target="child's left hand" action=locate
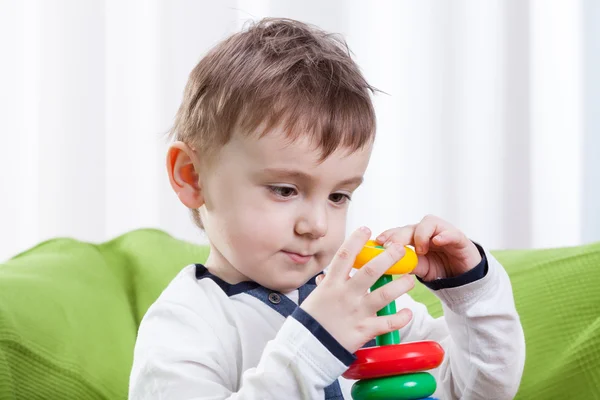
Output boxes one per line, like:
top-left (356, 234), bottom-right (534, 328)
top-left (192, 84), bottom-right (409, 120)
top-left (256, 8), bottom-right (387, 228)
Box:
top-left (375, 215), bottom-right (482, 282)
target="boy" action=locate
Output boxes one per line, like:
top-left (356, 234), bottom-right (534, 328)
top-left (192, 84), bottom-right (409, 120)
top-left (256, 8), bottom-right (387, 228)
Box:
top-left (129, 18), bottom-right (525, 399)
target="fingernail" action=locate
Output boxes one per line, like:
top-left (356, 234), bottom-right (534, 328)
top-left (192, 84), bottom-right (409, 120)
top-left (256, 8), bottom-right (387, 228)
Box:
top-left (360, 226), bottom-right (371, 234)
top-left (384, 241), bottom-right (392, 248)
top-left (376, 235), bottom-right (385, 242)
top-left (393, 243), bottom-right (405, 252)
top-left (416, 246), bottom-right (423, 254)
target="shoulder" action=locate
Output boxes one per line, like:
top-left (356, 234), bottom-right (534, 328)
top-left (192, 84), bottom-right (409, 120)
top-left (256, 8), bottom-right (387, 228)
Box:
top-left (135, 265), bottom-right (233, 346)
top-left (129, 266), bottom-right (240, 396)
top-left (152, 264), bottom-right (226, 307)
top-left (154, 264), bottom-right (236, 314)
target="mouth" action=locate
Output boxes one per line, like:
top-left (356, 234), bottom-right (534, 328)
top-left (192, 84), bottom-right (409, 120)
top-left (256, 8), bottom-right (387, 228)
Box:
top-left (282, 250), bottom-right (314, 264)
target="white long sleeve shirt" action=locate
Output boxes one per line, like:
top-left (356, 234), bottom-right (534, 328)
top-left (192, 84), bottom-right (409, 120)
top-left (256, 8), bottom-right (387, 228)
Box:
top-left (129, 245), bottom-right (525, 399)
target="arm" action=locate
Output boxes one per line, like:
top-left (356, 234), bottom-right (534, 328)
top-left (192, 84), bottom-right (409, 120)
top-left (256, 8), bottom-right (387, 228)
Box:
top-left (128, 301), bottom-right (350, 399)
top-left (397, 247), bottom-right (526, 399)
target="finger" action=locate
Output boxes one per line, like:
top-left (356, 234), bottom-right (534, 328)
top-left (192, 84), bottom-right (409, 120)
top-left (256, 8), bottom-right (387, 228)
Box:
top-left (410, 253), bottom-right (433, 279)
top-left (350, 242), bottom-right (406, 293)
top-left (364, 274), bottom-right (415, 314)
top-left (315, 273), bottom-right (325, 286)
top-left (370, 308), bottom-right (413, 338)
top-left (327, 226), bottom-right (371, 280)
top-left (375, 225), bottom-right (415, 247)
top-left (432, 229), bottom-right (465, 248)
top-left (414, 215), bottom-right (445, 255)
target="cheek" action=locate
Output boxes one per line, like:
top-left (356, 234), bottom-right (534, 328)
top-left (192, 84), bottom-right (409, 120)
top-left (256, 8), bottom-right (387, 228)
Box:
top-left (222, 199), bottom-right (290, 254)
top-left (321, 211), bottom-right (348, 261)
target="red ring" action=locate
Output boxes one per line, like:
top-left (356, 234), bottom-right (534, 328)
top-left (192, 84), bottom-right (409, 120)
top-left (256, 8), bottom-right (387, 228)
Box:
top-left (342, 341), bottom-right (445, 380)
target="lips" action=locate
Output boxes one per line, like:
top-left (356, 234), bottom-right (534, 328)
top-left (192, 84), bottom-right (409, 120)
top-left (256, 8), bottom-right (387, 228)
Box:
top-left (282, 250), bottom-right (313, 264)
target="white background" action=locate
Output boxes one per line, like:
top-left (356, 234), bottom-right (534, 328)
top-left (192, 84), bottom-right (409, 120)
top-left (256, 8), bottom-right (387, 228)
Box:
top-left (1, 0), bottom-right (599, 262)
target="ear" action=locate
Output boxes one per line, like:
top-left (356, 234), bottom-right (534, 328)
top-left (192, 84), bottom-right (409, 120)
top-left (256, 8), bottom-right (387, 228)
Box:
top-left (166, 141), bottom-right (204, 209)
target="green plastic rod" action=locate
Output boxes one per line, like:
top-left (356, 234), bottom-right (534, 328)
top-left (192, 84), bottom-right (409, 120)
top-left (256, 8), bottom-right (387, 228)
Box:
top-left (370, 274), bottom-right (400, 346)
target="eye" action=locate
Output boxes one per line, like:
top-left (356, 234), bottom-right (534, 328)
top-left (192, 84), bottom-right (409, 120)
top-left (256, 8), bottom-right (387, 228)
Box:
top-left (268, 186), bottom-right (298, 198)
top-left (329, 192), bottom-right (351, 205)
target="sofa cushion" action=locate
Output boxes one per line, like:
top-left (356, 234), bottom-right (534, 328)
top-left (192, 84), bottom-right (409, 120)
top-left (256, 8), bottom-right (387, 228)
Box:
top-left (0, 229), bottom-right (208, 399)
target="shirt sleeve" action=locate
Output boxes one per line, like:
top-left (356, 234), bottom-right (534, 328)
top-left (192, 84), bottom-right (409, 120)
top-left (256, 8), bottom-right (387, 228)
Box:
top-left (128, 299), bottom-right (350, 399)
top-left (396, 247), bottom-right (526, 399)
top-left (417, 242), bottom-right (488, 290)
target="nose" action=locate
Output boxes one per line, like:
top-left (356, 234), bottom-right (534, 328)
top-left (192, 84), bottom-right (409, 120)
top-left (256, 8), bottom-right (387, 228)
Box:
top-left (295, 201), bottom-right (328, 239)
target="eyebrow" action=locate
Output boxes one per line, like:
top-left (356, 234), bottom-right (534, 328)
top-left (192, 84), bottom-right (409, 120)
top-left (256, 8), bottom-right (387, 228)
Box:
top-left (261, 168), bottom-right (364, 187)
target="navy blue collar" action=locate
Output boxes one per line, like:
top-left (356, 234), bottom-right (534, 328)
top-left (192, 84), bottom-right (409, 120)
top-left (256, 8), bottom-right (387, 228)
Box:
top-left (194, 264), bottom-right (318, 298)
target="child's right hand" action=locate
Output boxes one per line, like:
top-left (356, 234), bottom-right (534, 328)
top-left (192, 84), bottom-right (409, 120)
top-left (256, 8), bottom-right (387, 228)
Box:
top-left (300, 226), bottom-right (415, 354)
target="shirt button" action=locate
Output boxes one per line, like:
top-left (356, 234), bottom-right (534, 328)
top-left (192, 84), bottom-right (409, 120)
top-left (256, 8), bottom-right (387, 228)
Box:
top-left (268, 292), bottom-right (281, 304)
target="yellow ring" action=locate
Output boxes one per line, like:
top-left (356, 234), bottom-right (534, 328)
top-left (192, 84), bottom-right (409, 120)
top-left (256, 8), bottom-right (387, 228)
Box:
top-left (352, 240), bottom-right (418, 275)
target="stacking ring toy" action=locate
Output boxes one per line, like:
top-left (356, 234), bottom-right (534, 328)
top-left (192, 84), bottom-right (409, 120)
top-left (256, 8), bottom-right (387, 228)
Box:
top-left (347, 239), bottom-right (444, 400)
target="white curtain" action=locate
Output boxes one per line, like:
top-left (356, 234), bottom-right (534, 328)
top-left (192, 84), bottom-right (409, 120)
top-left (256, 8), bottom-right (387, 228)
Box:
top-left (1, 0), bottom-right (598, 262)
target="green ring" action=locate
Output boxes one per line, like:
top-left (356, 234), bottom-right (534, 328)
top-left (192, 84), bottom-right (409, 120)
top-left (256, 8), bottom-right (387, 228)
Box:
top-left (351, 372), bottom-right (437, 400)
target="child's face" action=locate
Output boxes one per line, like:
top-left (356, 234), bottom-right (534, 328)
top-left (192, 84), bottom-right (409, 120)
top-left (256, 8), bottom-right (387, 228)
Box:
top-left (199, 127), bottom-right (373, 292)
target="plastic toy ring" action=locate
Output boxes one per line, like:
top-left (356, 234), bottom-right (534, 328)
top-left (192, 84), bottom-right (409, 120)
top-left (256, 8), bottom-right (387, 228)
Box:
top-left (350, 372), bottom-right (437, 400)
top-left (353, 240), bottom-right (418, 275)
top-left (343, 341), bottom-right (444, 380)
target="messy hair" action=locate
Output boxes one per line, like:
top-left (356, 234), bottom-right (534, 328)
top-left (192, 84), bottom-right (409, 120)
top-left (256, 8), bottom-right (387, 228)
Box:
top-left (170, 17), bottom-right (378, 227)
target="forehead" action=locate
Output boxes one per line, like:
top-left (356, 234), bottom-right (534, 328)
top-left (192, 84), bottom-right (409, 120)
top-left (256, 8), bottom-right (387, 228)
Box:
top-left (225, 127), bottom-right (373, 178)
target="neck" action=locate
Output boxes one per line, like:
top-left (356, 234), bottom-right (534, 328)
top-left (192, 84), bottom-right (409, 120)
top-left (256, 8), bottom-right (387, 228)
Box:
top-left (203, 246), bottom-right (249, 285)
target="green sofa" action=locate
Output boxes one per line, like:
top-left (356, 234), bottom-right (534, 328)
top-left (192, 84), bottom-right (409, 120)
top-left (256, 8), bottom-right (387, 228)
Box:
top-left (1, 229), bottom-right (599, 399)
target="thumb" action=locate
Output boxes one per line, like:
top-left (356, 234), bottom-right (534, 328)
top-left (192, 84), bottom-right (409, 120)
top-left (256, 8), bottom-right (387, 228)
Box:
top-left (316, 273), bottom-right (325, 286)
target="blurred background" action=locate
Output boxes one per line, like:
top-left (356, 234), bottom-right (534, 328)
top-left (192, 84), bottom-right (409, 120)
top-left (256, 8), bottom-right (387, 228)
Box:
top-left (1, 0), bottom-right (599, 261)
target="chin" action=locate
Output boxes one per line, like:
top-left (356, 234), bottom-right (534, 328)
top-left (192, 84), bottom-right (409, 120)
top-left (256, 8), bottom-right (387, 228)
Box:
top-left (268, 275), bottom-right (313, 293)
